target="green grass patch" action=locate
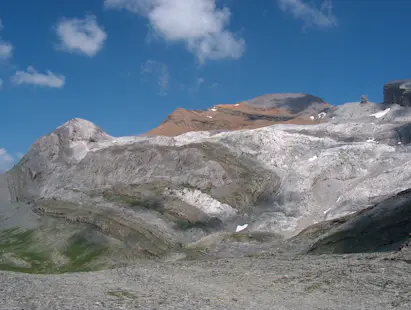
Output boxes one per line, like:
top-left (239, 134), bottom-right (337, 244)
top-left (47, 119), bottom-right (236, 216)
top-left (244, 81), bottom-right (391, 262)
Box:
top-left (175, 219), bottom-right (197, 230)
top-left (175, 219), bottom-right (212, 231)
top-left (107, 289), bottom-right (137, 300)
top-left (0, 228), bottom-right (109, 274)
top-left (304, 282), bottom-right (324, 293)
top-left (59, 234), bottom-right (109, 273)
top-left (104, 194), bottom-right (165, 213)
top-left (175, 217), bottom-right (222, 231)
top-left (228, 232), bottom-right (282, 243)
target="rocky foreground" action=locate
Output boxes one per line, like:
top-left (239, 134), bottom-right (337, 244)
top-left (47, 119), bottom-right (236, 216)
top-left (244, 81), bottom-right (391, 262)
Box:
top-left (1, 85), bottom-right (411, 309)
top-left (1, 253), bottom-right (410, 310)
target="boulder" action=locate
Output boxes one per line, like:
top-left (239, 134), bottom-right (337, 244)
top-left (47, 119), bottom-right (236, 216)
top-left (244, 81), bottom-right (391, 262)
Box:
top-left (360, 95), bottom-right (368, 103)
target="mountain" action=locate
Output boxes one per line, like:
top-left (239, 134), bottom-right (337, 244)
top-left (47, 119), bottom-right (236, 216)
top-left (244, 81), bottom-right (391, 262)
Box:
top-left (3, 83), bottom-right (411, 268)
top-left (2, 83), bottom-right (411, 308)
top-left (147, 93), bottom-right (330, 136)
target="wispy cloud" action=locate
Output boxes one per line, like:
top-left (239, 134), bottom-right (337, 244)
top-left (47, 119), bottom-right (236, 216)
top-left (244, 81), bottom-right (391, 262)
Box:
top-left (141, 59), bottom-right (169, 95)
top-left (0, 42), bottom-right (12, 59)
top-left (0, 148), bottom-right (14, 173)
top-left (191, 77), bottom-right (205, 92)
top-left (104, 0), bottom-right (245, 63)
top-left (0, 18), bottom-right (13, 60)
top-left (180, 78), bottom-right (219, 93)
top-left (16, 152), bottom-right (24, 159)
top-left (277, 0), bottom-right (338, 29)
top-left (210, 81), bottom-right (220, 89)
top-left (55, 15), bottom-right (107, 57)
top-left (0, 78), bottom-right (3, 89)
top-left (10, 66), bottom-right (65, 88)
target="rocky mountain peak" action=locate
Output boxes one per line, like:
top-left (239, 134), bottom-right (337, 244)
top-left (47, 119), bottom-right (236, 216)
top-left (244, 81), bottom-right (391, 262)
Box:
top-left (243, 93), bottom-right (326, 112)
top-left (55, 118), bottom-right (112, 143)
top-left (147, 92), bottom-right (330, 136)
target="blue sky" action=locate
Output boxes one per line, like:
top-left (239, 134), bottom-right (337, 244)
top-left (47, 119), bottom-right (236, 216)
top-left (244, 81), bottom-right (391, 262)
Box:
top-left (0, 0), bottom-right (410, 171)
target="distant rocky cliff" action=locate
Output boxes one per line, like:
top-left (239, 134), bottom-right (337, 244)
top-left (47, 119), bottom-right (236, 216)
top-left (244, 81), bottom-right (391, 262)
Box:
top-left (384, 79), bottom-right (411, 106)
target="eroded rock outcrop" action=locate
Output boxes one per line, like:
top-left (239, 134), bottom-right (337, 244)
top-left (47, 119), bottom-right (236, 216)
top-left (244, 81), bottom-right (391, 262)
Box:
top-left (384, 79), bottom-right (411, 106)
top-left (306, 188), bottom-right (411, 254)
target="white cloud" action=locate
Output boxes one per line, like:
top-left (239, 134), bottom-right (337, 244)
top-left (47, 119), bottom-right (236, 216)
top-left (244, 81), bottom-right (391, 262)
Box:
top-left (196, 77), bottom-right (205, 86)
top-left (141, 59), bottom-right (169, 95)
top-left (0, 148), bottom-right (14, 173)
top-left (158, 66), bottom-right (169, 93)
top-left (277, 0), bottom-right (338, 29)
top-left (55, 15), bottom-right (107, 57)
top-left (0, 18), bottom-right (13, 59)
top-left (104, 0), bottom-right (245, 63)
top-left (0, 42), bottom-right (12, 59)
top-left (10, 66), bottom-right (65, 88)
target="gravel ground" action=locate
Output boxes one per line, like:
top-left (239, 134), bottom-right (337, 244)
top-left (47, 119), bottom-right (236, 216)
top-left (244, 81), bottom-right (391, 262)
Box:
top-left (1, 253), bottom-right (410, 310)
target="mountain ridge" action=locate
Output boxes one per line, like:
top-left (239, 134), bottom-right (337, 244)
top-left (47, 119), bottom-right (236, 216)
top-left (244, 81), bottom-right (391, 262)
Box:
top-left (2, 81), bottom-right (411, 275)
top-left (146, 93), bottom-right (330, 136)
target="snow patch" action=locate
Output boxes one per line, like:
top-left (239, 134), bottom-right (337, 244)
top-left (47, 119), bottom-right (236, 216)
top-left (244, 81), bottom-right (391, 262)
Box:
top-left (369, 108), bottom-right (390, 119)
top-left (235, 224), bottom-right (248, 232)
top-left (234, 103), bottom-right (240, 106)
top-left (310, 116), bottom-right (315, 120)
top-left (366, 138), bottom-right (376, 143)
top-left (207, 116), bottom-right (213, 119)
top-left (168, 188), bottom-right (237, 220)
top-left (68, 141), bottom-right (89, 162)
top-left (173, 131), bottom-right (212, 145)
top-left (308, 155), bottom-right (318, 162)
top-left (318, 112), bottom-right (326, 119)
top-left (399, 81), bottom-right (411, 90)
top-left (211, 108), bottom-right (217, 112)
top-left (323, 207), bottom-right (332, 215)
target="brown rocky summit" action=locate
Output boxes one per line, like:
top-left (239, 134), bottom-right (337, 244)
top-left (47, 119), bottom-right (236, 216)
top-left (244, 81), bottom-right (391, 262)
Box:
top-left (147, 93), bottom-right (330, 136)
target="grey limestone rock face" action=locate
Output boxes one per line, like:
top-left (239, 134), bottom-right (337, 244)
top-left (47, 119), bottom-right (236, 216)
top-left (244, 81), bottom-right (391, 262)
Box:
top-left (6, 118), bottom-right (281, 257)
top-left (306, 187), bottom-right (411, 254)
top-left (6, 118), bottom-right (113, 204)
top-left (5, 97), bottom-right (411, 261)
